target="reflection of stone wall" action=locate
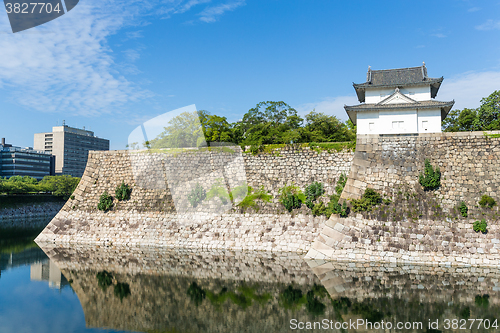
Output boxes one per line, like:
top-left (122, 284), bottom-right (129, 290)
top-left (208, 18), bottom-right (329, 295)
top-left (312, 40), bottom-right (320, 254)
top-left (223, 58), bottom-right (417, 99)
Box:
top-left (44, 245), bottom-right (324, 332)
top-left (41, 245), bottom-right (500, 333)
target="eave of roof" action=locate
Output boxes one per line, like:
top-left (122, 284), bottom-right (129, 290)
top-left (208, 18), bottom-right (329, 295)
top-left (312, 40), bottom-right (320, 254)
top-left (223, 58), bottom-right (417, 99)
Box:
top-left (344, 100), bottom-right (455, 125)
top-left (353, 77), bottom-right (444, 102)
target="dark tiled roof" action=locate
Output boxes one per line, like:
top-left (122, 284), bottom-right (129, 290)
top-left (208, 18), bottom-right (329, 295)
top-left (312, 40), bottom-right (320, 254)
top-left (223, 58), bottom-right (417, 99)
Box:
top-left (344, 100), bottom-right (455, 125)
top-left (353, 65), bottom-right (444, 102)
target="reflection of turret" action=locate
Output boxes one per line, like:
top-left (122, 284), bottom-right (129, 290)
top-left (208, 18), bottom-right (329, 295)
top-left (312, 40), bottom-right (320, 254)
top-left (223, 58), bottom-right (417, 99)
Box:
top-left (30, 259), bottom-right (69, 289)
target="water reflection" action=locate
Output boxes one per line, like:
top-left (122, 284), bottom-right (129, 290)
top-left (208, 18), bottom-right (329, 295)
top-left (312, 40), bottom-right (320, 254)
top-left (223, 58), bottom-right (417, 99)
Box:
top-left (37, 244), bottom-right (500, 332)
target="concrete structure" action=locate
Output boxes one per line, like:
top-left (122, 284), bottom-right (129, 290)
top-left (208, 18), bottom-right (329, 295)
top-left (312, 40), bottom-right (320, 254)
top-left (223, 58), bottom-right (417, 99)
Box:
top-left (0, 138), bottom-right (54, 180)
top-left (34, 123), bottom-right (109, 177)
top-left (345, 63), bottom-right (454, 135)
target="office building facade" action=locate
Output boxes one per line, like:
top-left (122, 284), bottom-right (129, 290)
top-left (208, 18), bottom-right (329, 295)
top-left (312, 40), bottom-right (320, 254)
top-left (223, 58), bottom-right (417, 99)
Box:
top-left (34, 124), bottom-right (109, 177)
top-left (0, 138), bottom-right (54, 180)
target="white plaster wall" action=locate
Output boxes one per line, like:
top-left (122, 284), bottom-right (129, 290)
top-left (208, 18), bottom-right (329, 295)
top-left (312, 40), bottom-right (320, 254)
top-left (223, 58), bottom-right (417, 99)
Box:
top-left (365, 85), bottom-right (431, 103)
top-left (379, 110), bottom-right (418, 134)
top-left (365, 88), bottom-right (395, 103)
top-left (357, 111), bottom-right (379, 134)
top-left (417, 109), bottom-right (442, 133)
top-left (357, 108), bottom-right (443, 135)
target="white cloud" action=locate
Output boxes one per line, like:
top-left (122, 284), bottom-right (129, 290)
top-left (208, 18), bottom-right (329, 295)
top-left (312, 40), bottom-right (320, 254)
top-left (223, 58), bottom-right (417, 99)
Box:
top-left (0, 0), bottom-right (245, 117)
top-left (296, 96), bottom-right (359, 121)
top-left (123, 49), bottom-right (141, 62)
top-left (437, 71), bottom-right (500, 109)
top-left (177, 0), bottom-right (212, 14)
top-left (431, 33), bottom-right (447, 38)
top-left (468, 7), bottom-right (481, 12)
top-left (475, 19), bottom-right (500, 31)
top-left (199, 0), bottom-right (245, 23)
top-left (125, 30), bottom-right (144, 39)
top-left (0, 0), bottom-right (155, 116)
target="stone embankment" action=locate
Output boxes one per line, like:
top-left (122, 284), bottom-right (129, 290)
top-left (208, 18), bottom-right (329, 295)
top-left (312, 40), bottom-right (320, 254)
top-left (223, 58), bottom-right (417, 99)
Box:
top-left (36, 147), bottom-right (352, 252)
top-left (0, 202), bottom-right (64, 224)
top-left (306, 214), bottom-right (500, 267)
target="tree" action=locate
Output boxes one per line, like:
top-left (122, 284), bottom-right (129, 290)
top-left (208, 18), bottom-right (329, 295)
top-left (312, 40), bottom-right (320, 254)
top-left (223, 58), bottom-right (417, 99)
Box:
top-left (39, 175), bottom-right (80, 199)
top-left (299, 111), bottom-right (355, 143)
top-left (443, 108), bottom-right (478, 132)
top-left (477, 90), bottom-right (500, 130)
top-left (198, 111), bottom-right (233, 145)
top-left (237, 101), bottom-right (304, 147)
top-left (149, 111), bottom-right (205, 148)
top-left (442, 91), bottom-right (500, 132)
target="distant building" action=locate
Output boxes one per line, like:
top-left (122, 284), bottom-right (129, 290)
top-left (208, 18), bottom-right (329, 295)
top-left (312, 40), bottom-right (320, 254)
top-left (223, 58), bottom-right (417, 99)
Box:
top-left (0, 138), bottom-right (54, 180)
top-left (344, 63), bottom-right (454, 135)
top-left (34, 123), bottom-right (109, 177)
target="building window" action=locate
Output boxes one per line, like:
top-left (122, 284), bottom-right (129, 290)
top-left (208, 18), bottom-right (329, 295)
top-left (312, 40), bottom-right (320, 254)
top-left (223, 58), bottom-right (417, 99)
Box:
top-left (422, 120), bottom-right (428, 131)
top-left (369, 122), bottom-right (375, 132)
top-left (392, 121), bottom-right (404, 129)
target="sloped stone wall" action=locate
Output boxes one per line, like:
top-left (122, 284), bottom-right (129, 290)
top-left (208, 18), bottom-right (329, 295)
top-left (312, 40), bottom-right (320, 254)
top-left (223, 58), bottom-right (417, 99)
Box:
top-left (36, 147), bottom-right (353, 251)
top-left (306, 214), bottom-right (500, 267)
top-left (341, 131), bottom-right (500, 212)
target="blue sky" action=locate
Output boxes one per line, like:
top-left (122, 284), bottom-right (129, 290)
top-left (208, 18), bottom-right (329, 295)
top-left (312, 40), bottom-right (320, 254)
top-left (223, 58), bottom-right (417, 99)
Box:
top-left (0, 0), bottom-right (499, 150)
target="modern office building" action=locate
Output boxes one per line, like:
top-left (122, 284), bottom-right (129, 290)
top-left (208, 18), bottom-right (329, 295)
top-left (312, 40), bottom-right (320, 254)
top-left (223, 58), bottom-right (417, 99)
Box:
top-left (0, 138), bottom-right (54, 180)
top-left (34, 122), bottom-right (109, 177)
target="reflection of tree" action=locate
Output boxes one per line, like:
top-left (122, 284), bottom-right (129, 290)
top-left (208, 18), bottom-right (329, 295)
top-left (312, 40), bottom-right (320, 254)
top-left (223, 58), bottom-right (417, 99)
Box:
top-left (187, 282), bottom-right (206, 306)
top-left (187, 282), bottom-right (271, 310)
top-left (279, 284), bottom-right (327, 316)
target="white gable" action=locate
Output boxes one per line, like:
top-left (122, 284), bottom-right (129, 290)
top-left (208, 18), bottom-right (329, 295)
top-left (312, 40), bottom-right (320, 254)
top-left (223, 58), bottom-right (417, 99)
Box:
top-left (377, 88), bottom-right (418, 105)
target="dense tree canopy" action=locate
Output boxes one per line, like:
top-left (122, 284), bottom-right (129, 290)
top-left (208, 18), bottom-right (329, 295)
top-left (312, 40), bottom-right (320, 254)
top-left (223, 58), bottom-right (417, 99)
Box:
top-left (148, 101), bottom-right (355, 151)
top-left (443, 90), bottom-right (500, 132)
top-left (0, 175), bottom-right (80, 199)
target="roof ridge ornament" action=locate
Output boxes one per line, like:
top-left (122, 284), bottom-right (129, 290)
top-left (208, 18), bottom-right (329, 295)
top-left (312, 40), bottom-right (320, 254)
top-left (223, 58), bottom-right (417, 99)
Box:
top-left (367, 66), bottom-right (372, 82)
top-left (422, 62), bottom-right (427, 80)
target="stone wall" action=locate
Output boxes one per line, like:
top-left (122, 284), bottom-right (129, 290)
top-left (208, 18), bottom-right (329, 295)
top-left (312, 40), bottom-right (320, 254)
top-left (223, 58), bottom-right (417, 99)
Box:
top-left (36, 147), bottom-right (353, 251)
top-left (341, 131), bottom-right (500, 212)
top-left (307, 214), bottom-right (500, 267)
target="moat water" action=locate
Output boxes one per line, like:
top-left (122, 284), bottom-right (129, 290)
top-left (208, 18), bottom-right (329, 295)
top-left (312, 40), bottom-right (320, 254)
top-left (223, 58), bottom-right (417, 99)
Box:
top-left (1, 219), bottom-right (500, 332)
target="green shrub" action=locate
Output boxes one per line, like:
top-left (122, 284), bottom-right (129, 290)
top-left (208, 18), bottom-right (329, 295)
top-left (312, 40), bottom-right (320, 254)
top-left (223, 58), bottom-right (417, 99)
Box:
top-left (279, 183), bottom-right (306, 212)
top-left (115, 182), bottom-right (131, 201)
top-left (350, 188), bottom-right (382, 213)
top-left (236, 185), bottom-right (273, 212)
top-left (206, 179), bottom-right (230, 205)
top-left (97, 191), bottom-right (113, 211)
top-left (329, 200), bottom-right (349, 218)
top-left (459, 201), bottom-right (468, 217)
top-left (479, 195), bottom-right (496, 208)
top-left (419, 159), bottom-right (441, 190)
top-left (280, 285), bottom-right (304, 310)
top-left (312, 198), bottom-right (349, 218)
top-left (473, 219), bottom-right (487, 233)
top-left (363, 188), bottom-right (382, 205)
top-left (305, 182), bottom-right (324, 209)
top-left (312, 202), bottom-right (327, 217)
top-left (335, 173), bottom-right (347, 195)
top-left (188, 183), bottom-right (206, 207)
